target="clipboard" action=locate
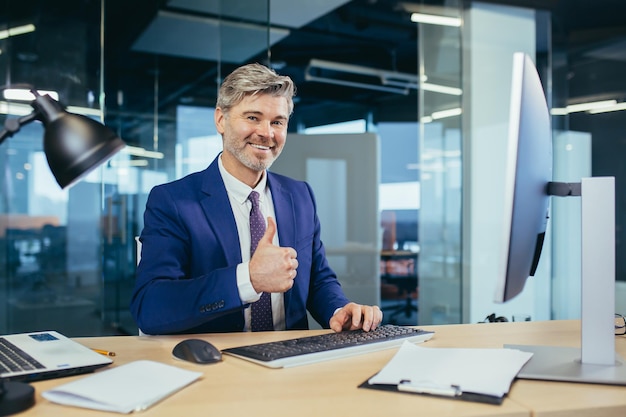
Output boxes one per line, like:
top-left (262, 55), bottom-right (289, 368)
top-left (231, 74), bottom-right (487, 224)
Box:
top-left (358, 376), bottom-right (504, 405)
top-left (358, 341), bottom-right (532, 405)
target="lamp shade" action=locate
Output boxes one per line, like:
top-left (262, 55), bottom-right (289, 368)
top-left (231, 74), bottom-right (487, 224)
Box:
top-left (31, 93), bottom-right (125, 188)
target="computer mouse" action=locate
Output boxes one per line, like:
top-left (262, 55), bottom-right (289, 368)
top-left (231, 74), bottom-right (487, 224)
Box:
top-left (172, 339), bottom-right (222, 364)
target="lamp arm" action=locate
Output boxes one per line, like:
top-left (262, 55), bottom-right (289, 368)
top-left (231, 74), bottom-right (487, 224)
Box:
top-left (0, 110), bottom-right (41, 146)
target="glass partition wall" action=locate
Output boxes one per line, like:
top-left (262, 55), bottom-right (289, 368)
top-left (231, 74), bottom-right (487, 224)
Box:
top-left (461, 3), bottom-right (550, 323)
top-left (415, 2), bottom-right (463, 325)
top-left (0, 0), bottom-right (118, 336)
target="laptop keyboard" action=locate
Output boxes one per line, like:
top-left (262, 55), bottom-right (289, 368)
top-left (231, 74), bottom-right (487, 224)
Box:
top-left (222, 324), bottom-right (434, 368)
top-left (0, 337), bottom-right (45, 374)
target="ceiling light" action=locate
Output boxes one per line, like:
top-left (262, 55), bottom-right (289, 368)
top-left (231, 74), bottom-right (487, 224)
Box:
top-left (305, 59), bottom-right (418, 95)
top-left (4, 89), bottom-right (58, 101)
top-left (410, 13), bottom-right (461, 27)
top-left (0, 101), bottom-right (32, 116)
top-left (305, 59), bottom-right (461, 96)
top-left (109, 159), bottom-right (149, 167)
top-left (422, 83), bottom-right (462, 96)
top-left (552, 99), bottom-right (617, 115)
top-left (431, 107), bottom-right (462, 120)
top-left (588, 102), bottom-right (626, 114)
top-left (550, 108), bottom-right (568, 116)
top-left (123, 145), bottom-right (164, 159)
top-left (0, 101), bottom-right (105, 118)
top-left (66, 106), bottom-right (103, 117)
top-left (421, 108), bottom-right (462, 123)
top-left (0, 24), bottom-right (36, 40)
top-left (567, 100), bottom-right (616, 113)
top-left (305, 73), bottom-right (411, 94)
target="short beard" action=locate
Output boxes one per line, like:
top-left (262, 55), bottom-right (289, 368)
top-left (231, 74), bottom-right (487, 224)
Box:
top-left (223, 138), bottom-right (279, 172)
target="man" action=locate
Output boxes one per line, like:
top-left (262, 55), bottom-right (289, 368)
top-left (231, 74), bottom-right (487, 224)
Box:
top-left (131, 63), bottom-right (383, 335)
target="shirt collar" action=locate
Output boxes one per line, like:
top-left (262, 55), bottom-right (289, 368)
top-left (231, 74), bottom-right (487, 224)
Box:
top-left (218, 154), bottom-right (267, 205)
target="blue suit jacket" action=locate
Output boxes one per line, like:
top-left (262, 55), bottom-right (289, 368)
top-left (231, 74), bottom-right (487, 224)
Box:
top-left (130, 156), bottom-right (349, 334)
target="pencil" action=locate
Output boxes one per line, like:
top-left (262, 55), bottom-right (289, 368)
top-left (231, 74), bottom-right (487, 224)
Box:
top-left (92, 348), bottom-right (116, 357)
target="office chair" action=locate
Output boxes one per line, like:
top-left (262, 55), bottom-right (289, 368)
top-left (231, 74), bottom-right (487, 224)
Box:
top-left (383, 277), bottom-right (418, 324)
top-left (380, 252), bottom-right (418, 324)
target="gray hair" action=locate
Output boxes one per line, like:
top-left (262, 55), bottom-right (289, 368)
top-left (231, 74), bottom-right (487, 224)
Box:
top-left (216, 63), bottom-right (296, 115)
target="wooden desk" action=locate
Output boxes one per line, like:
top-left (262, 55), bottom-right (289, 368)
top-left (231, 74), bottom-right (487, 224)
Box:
top-left (19, 320), bottom-right (626, 417)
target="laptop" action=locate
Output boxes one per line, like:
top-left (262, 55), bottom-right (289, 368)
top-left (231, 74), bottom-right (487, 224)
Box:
top-left (0, 330), bottom-right (113, 382)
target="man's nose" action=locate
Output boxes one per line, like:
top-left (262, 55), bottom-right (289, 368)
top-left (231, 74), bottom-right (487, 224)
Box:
top-left (256, 120), bottom-right (273, 138)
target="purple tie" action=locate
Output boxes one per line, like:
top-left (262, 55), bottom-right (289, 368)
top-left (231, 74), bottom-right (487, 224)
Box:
top-left (249, 191), bottom-right (273, 331)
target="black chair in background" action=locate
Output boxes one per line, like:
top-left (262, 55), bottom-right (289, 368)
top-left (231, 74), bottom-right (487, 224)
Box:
top-left (380, 251), bottom-right (418, 324)
top-left (380, 209), bottom-right (419, 325)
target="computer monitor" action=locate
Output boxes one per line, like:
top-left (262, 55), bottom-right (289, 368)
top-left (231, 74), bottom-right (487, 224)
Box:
top-left (499, 52), bottom-right (624, 385)
top-left (494, 52), bottom-right (552, 304)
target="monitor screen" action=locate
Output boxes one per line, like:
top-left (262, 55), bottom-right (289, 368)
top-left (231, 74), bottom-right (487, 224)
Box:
top-left (497, 53), bottom-right (624, 385)
top-left (494, 52), bottom-right (552, 303)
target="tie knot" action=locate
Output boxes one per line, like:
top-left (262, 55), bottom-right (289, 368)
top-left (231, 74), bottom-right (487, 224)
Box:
top-left (248, 191), bottom-right (260, 207)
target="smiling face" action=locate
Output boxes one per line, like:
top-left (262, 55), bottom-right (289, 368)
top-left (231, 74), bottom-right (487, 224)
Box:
top-left (215, 93), bottom-right (289, 187)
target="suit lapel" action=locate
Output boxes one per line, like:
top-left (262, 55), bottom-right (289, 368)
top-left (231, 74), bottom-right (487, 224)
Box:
top-left (199, 159), bottom-right (242, 265)
top-left (268, 174), bottom-right (296, 249)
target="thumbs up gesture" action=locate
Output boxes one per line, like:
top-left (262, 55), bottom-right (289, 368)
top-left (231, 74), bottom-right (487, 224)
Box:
top-left (249, 217), bottom-right (298, 293)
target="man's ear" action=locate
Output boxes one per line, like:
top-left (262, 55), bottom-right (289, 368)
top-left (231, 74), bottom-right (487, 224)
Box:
top-left (214, 107), bottom-right (225, 135)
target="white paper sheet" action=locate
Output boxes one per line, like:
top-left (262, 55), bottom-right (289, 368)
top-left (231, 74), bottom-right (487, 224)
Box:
top-left (42, 360), bottom-right (203, 413)
top-left (368, 341), bottom-right (533, 398)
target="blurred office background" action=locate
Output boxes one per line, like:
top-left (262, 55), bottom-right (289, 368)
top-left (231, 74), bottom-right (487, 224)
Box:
top-left (0, 0), bottom-right (624, 336)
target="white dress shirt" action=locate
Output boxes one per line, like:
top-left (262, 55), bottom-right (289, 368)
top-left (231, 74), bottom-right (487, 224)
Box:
top-left (218, 156), bottom-right (286, 331)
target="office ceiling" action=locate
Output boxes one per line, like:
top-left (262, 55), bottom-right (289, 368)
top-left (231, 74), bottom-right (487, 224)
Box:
top-left (104, 0), bottom-right (426, 130)
top-left (101, 0), bottom-right (626, 138)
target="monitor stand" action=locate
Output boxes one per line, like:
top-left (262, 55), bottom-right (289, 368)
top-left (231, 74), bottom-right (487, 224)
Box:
top-left (505, 177), bottom-right (626, 385)
top-left (503, 345), bottom-right (626, 384)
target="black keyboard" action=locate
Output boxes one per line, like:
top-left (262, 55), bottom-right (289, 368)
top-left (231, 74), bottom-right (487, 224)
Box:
top-left (222, 324), bottom-right (434, 368)
top-left (0, 337), bottom-right (45, 374)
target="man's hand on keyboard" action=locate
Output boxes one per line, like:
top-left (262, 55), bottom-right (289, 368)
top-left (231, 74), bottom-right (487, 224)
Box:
top-left (329, 302), bottom-right (383, 333)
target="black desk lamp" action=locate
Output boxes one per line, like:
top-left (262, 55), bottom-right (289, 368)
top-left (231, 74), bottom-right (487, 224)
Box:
top-left (0, 89), bottom-right (125, 188)
top-left (0, 89), bottom-right (125, 416)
